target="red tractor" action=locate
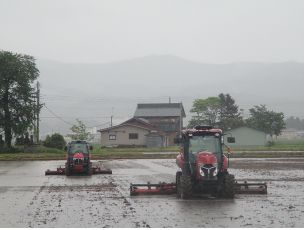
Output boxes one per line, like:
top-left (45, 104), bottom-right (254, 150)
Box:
top-left (130, 127), bottom-right (267, 197)
top-left (174, 125), bottom-right (236, 199)
top-left (45, 140), bottom-right (112, 175)
top-left (64, 140), bottom-right (93, 175)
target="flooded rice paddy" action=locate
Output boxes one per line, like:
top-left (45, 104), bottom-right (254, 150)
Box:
top-left (0, 158), bottom-right (303, 227)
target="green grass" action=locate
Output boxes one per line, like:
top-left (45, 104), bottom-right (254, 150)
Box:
top-left (0, 139), bottom-right (303, 161)
top-left (228, 139), bottom-right (304, 151)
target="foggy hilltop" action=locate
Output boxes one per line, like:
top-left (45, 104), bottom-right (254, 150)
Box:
top-left (35, 55), bottom-right (304, 136)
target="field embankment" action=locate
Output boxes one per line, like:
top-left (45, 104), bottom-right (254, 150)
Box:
top-left (0, 139), bottom-right (303, 161)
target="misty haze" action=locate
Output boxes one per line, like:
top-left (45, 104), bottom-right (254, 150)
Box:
top-left (36, 55), bottom-right (304, 137)
top-left (0, 0), bottom-right (303, 140)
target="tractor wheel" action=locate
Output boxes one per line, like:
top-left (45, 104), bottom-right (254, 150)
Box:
top-left (65, 163), bottom-right (71, 176)
top-left (221, 174), bottom-right (235, 198)
top-left (87, 162), bottom-right (92, 175)
top-left (180, 175), bottom-right (193, 199)
top-left (176, 171), bottom-right (182, 196)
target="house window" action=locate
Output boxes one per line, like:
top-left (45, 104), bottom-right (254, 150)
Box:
top-left (129, 133), bottom-right (138, 139)
top-left (109, 135), bottom-right (116, 140)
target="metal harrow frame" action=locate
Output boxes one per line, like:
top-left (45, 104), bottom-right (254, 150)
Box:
top-left (45, 166), bottom-right (112, 175)
top-left (130, 181), bottom-right (177, 196)
top-left (130, 180), bottom-right (268, 196)
top-left (235, 181), bottom-right (267, 194)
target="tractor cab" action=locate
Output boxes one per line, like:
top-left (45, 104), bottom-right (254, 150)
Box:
top-left (188, 133), bottom-right (223, 175)
top-left (175, 126), bottom-right (229, 177)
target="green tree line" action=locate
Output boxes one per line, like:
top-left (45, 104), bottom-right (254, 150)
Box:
top-left (188, 93), bottom-right (286, 137)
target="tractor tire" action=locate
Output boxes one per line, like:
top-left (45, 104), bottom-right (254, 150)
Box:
top-left (221, 174), bottom-right (235, 198)
top-left (176, 171), bottom-right (182, 196)
top-left (65, 163), bottom-right (71, 176)
top-left (180, 175), bottom-right (193, 199)
top-left (87, 162), bottom-right (92, 175)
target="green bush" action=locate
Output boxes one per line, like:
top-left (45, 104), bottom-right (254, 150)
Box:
top-left (0, 146), bottom-right (25, 154)
top-left (43, 133), bottom-right (66, 150)
top-left (266, 140), bottom-right (276, 147)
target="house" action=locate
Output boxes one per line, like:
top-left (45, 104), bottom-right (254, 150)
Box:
top-left (271, 128), bottom-right (299, 139)
top-left (97, 117), bottom-right (169, 148)
top-left (224, 126), bottom-right (267, 147)
top-left (134, 103), bottom-right (186, 146)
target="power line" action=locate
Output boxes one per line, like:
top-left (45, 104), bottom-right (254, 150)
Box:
top-left (44, 105), bottom-right (76, 126)
top-left (43, 104), bottom-right (111, 129)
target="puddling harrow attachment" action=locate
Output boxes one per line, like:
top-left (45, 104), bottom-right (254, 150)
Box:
top-left (45, 166), bottom-right (112, 175)
top-left (235, 181), bottom-right (267, 194)
top-left (129, 180), bottom-right (267, 196)
top-left (130, 181), bottom-right (177, 196)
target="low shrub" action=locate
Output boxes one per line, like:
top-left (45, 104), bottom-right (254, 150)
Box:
top-left (43, 133), bottom-right (66, 150)
top-left (0, 146), bottom-right (25, 154)
top-left (266, 141), bottom-right (276, 147)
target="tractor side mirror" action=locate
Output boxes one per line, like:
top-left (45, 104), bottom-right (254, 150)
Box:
top-left (64, 146), bottom-right (68, 151)
top-left (174, 138), bottom-right (182, 144)
top-left (90, 146), bottom-right (93, 151)
top-left (227, 137), bottom-right (235, 143)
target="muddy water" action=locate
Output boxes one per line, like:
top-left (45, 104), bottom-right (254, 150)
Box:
top-left (0, 158), bottom-right (303, 227)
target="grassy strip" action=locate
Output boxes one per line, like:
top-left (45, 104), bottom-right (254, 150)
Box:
top-left (0, 151), bottom-right (303, 161)
top-left (0, 139), bottom-right (303, 161)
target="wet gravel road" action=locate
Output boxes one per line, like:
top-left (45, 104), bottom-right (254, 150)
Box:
top-left (0, 158), bottom-right (303, 228)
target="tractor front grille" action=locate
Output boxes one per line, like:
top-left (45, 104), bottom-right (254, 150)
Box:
top-left (200, 164), bottom-right (217, 180)
top-left (73, 158), bottom-right (83, 166)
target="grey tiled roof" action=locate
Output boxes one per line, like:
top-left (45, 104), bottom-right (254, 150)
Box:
top-left (134, 103), bottom-right (186, 117)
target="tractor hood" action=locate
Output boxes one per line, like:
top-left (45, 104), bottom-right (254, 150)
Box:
top-left (73, 153), bottom-right (84, 169)
top-left (196, 152), bottom-right (218, 180)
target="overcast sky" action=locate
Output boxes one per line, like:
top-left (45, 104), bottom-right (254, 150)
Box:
top-left (0, 0), bottom-right (303, 64)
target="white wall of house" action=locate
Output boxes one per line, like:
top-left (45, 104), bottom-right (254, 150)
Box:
top-left (271, 129), bottom-right (299, 139)
top-left (100, 125), bottom-right (150, 147)
top-left (224, 126), bottom-right (266, 147)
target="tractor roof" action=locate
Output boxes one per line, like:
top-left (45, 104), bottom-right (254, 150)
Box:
top-left (182, 128), bottom-right (222, 135)
top-left (70, 140), bottom-right (88, 144)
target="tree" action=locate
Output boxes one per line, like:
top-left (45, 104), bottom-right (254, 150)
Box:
top-left (0, 51), bottom-right (42, 147)
top-left (219, 116), bottom-right (245, 131)
top-left (43, 133), bottom-right (66, 150)
top-left (285, 116), bottom-right (304, 130)
top-left (66, 119), bottom-right (93, 141)
top-left (218, 93), bottom-right (242, 130)
top-left (188, 94), bottom-right (242, 130)
top-left (188, 97), bottom-right (221, 128)
top-left (245, 104), bottom-right (285, 137)
top-left (218, 93), bottom-right (240, 119)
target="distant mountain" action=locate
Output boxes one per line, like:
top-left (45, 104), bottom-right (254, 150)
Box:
top-left (35, 55), bottom-right (304, 135)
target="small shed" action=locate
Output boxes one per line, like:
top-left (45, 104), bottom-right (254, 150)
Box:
top-left (224, 126), bottom-right (266, 147)
top-left (146, 132), bottom-right (168, 148)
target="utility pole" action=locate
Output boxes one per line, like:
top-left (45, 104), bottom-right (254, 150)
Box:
top-left (111, 107), bottom-right (114, 127)
top-left (36, 81), bottom-right (40, 143)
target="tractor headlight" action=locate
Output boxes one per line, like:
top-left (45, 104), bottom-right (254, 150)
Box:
top-left (212, 163), bottom-right (218, 176)
top-left (198, 163), bottom-right (205, 176)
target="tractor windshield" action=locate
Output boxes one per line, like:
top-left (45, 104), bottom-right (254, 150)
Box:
top-left (189, 135), bottom-right (222, 163)
top-left (69, 144), bottom-right (89, 155)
